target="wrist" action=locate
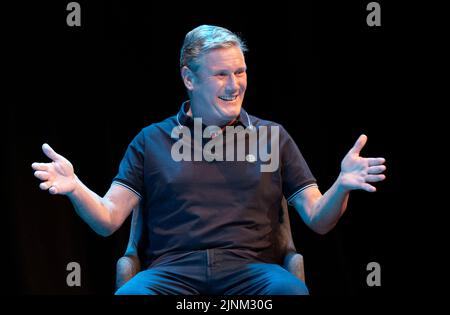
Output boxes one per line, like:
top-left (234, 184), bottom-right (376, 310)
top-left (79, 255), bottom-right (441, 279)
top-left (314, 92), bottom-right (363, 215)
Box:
top-left (337, 172), bottom-right (352, 193)
top-left (66, 174), bottom-right (80, 198)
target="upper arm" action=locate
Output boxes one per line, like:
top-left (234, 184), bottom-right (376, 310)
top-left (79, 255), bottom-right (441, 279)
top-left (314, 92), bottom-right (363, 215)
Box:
top-left (103, 183), bottom-right (140, 232)
top-left (290, 185), bottom-right (322, 227)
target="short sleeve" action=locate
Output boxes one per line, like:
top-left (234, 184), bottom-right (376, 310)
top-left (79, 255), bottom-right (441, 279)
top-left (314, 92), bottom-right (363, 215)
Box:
top-left (112, 130), bottom-right (145, 198)
top-left (280, 126), bottom-right (317, 204)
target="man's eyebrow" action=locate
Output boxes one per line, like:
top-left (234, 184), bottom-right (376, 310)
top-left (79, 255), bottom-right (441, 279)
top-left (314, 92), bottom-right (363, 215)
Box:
top-left (212, 67), bottom-right (247, 73)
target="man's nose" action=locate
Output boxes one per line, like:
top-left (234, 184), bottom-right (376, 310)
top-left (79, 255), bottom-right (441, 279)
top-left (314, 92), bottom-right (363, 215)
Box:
top-left (225, 74), bottom-right (239, 92)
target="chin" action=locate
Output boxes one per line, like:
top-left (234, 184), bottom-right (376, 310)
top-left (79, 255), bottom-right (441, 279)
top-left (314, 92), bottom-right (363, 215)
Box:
top-left (219, 104), bottom-right (242, 118)
top-left (223, 109), bottom-right (240, 119)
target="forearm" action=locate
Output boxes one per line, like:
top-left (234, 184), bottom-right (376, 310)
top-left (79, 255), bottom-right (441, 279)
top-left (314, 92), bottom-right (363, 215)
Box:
top-left (309, 174), bottom-right (350, 235)
top-left (67, 176), bottom-right (113, 236)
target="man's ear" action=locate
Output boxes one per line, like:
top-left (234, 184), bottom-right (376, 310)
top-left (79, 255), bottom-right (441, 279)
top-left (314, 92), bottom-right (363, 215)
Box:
top-left (181, 66), bottom-right (196, 91)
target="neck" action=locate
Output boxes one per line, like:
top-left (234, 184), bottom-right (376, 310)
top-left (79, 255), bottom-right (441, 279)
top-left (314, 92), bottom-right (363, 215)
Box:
top-left (187, 101), bottom-right (237, 127)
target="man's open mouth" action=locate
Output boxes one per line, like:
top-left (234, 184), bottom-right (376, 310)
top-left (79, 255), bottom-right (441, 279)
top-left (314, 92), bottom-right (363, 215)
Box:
top-left (218, 95), bottom-right (238, 101)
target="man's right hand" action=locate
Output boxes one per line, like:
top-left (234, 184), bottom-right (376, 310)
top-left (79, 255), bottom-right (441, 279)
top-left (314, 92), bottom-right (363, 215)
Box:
top-left (32, 143), bottom-right (78, 195)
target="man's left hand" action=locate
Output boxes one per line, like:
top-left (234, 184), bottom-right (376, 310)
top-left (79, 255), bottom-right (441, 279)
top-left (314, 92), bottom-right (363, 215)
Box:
top-left (339, 134), bottom-right (386, 192)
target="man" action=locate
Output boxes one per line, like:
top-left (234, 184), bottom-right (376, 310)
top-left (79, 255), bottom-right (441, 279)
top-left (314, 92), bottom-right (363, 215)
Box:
top-left (31, 25), bottom-right (386, 295)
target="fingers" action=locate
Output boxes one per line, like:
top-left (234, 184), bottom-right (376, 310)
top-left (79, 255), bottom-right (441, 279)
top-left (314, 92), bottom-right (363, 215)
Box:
top-left (361, 183), bottom-right (377, 193)
top-left (42, 143), bottom-right (62, 162)
top-left (368, 157), bottom-right (385, 166)
top-left (34, 171), bottom-right (50, 181)
top-left (49, 186), bottom-right (58, 195)
top-left (33, 162), bottom-right (55, 193)
top-left (368, 165), bottom-right (386, 174)
top-left (350, 134), bottom-right (368, 155)
top-left (39, 181), bottom-right (51, 190)
top-left (39, 181), bottom-right (58, 194)
top-left (365, 174), bottom-right (386, 182)
top-left (34, 144), bottom-right (67, 195)
top-left (31, 162), bottom-right (49, 171)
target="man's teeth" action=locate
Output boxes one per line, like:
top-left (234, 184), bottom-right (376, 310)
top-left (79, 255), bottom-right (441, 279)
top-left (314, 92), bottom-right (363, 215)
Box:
top-left (219, 96), bottom-right (237, 101)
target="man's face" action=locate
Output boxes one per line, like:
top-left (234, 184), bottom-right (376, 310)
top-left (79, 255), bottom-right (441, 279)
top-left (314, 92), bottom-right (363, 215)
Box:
top-left (186, 46), bottom-right (247, 124)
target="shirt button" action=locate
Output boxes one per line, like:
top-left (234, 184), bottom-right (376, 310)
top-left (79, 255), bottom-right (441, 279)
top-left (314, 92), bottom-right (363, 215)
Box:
top-left (246, 154), bottom-right (256, 163)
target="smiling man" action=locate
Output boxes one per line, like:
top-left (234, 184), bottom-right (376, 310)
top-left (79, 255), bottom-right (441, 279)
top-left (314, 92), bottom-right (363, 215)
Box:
top-left (180, 39), bottom-right (247, 125)
top-left (32, 25), bottom-right (386, 295)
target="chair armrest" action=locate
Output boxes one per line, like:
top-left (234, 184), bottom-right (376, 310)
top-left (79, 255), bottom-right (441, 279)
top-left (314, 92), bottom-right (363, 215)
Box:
top-left (116, 254), bottom-right (141, 290)
top-left (283, 252), bottom-right (305, 283)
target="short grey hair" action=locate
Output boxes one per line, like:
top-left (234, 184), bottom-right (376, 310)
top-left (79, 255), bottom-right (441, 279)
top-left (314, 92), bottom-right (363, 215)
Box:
top-left (180, 25), bottom-right (247, 71)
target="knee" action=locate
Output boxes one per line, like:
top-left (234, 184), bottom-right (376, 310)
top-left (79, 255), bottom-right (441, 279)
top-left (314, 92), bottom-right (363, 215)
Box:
top-left (266, 277), bottom-right (309, 295)
top-left (114, 271), bottom-right (159, 295)
top-left (115, 281), bottom-right (158, 295)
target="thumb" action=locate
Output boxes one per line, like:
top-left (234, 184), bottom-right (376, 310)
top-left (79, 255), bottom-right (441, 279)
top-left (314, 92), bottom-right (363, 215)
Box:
top-left (349, 134), bottom-right (367, 155)
top-left (42, 143), bottom-right (62, 162)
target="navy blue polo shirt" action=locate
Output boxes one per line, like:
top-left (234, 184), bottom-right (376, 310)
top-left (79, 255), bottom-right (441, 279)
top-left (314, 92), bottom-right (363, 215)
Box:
top-left (113, 102), bottom-right (316, 266)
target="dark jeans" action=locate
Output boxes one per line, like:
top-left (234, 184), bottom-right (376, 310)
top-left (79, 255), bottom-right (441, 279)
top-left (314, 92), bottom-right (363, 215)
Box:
top-left (115, 249), bottom-right (308, 295)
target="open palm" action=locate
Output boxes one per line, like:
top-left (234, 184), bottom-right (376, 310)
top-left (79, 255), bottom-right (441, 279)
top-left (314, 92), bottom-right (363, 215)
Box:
top-left (339, 135), bottom-right (386, 192)
top-left (32, 143), bottom-right (77, 195)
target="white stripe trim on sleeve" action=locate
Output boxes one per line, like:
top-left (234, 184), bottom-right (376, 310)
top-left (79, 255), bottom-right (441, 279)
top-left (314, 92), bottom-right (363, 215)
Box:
top-left (286, 183), bottom-right (318, 205)
top-left (112, 181), bottom-right (142, 199)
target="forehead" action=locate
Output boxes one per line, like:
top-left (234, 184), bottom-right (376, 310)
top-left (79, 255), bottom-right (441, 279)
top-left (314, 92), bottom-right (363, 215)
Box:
top-left (198, 46), bottom-right (246, 71)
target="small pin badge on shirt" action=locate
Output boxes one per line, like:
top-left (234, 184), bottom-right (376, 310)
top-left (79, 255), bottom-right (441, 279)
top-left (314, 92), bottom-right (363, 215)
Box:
top-left (246, 154), bottom-right (256, 163)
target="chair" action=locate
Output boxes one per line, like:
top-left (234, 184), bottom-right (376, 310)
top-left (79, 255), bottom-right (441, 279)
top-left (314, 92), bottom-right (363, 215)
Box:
top-left (116, 197), bottom-right (305, 290)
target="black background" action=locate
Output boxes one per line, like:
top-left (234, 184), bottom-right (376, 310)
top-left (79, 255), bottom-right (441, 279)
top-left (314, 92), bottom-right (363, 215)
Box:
top-left (4, 0), bottom-right (431, 300)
